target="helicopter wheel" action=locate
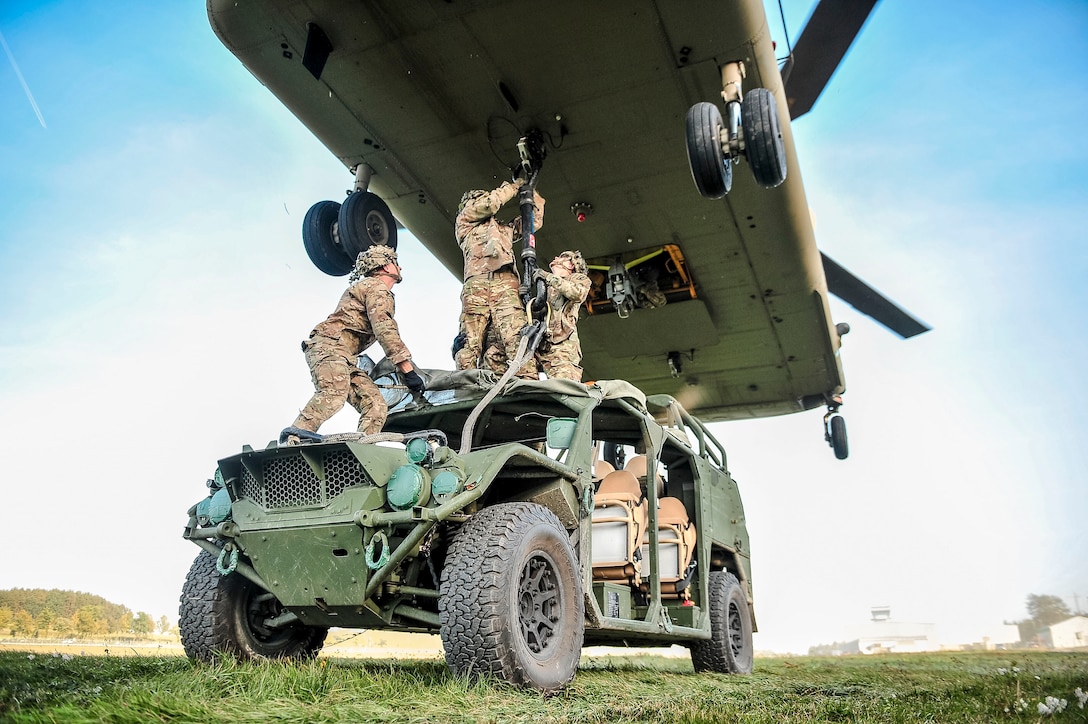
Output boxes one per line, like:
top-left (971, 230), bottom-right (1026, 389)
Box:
top-left (685, 102), bottom-right (732, 199)
top-left (741, 88), bottom-right (787, 189)
top-left (302, 200), bottom-right (353, 276)
top-left (829, 415), bottom-right (848, 460)
top-left (338, 191), bottom-right (398, 259)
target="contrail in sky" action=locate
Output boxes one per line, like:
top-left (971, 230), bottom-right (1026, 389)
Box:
top-left (0, 27), bottom-right (47, 129)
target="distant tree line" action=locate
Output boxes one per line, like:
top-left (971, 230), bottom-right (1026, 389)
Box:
top-left (0, 588), bottom-right (172, 639)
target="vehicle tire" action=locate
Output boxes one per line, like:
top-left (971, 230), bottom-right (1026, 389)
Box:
top-left (685, 102), bottom-right (732, 199)
top-left (439, 502), bottom-right (584, 691)
top-left (302, 200), bottom-right (353, 276)
top-left (741, 87), bottom-right (787, 189)
top-left (178, 547), bottom-right (328, 662)
top-left (830, 414), bottom-right (849, 460)
top-left (338, 191), bottom-right (398, 259)
top-left (690, 570), bottom-right (754, 674)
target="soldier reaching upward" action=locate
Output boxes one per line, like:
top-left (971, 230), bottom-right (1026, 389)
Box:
top-left (534, 250), bottom-right (591, 381)
top-left (289, 245), bottom-right (425, 440)
top-left (454, 178), bottom-right (544, 379)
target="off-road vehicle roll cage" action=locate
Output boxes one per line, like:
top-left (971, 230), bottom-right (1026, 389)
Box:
top-left (180, 367), bottom-right (755, 690)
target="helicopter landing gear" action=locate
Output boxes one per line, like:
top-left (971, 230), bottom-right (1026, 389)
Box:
top-left (338, 163), bottom-right (397, 258)
top-left (685, 102), bottom-right (733, 198)
top-left (823, 397), bottom-right (848, 460)
top-left (302, 199), bottom-right (353, 276)
top-left (684, 61), bottom-right (787, 199)
top-left (338, 190), bottom-right (397, 258)
top-left (301, 163), bottom-right (399, 276)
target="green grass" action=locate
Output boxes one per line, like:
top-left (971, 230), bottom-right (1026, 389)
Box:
top-left (1, 650), bottom-right (1085, 723)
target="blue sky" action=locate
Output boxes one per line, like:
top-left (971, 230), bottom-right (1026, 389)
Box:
top-left (1, 1), bottom-right (1085, 654)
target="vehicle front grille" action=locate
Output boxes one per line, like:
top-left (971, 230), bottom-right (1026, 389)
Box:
top-left (239, 449), bottom-right (369, 510)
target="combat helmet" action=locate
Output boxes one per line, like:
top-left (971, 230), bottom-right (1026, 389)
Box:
top-left (350, 244), bottom-right (399, 281)
top-left (458, 189), bottom-right (488, 213)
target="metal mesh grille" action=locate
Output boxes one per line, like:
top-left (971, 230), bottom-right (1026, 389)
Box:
top-left (236, 450), bottom-right (370, 511)
top-left (240, 467), bottom-right (262, 506)
top-left (265, 456), bottom-right (322, 508)
top-left (325, 449), bottom-right (367, 499)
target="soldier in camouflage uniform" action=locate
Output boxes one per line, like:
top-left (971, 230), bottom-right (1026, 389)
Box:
top-left (291, 245), bottom-right (425, 438)
top-left (452, 322), bottom-right (507, 375)
top-left (534, 250), bottom-right (592, 381)
top-left (455, 178), bottom-right (544, 379)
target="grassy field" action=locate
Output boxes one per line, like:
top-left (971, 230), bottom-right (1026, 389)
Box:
top-left (0, 648), bottom-right (1085, 723)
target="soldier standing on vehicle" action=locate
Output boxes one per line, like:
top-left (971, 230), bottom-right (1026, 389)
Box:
top-left (452, 323), bottom-right (510, 375)
top-left (455, 178), bottom-right (544, 379)
top-left (289, 245), bottom-right (425, 439)
top-left (534, 250), bottom-right (591, 380)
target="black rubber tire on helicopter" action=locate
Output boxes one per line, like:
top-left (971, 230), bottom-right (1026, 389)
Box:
top-left (690, 570), bottom-right (754, 674)
top-left (741, 88), bottom-right (787, 189)
top-left (178, 547), bottom-right (328, 662)
top-left (302, 200), bottom-right (354, 276)
top-left (685, 102), bottom-right (732, 199)
top-left (337, 191), bottom-right (398, 259)
top-left (830, 414), bottom-right (849, 460)
top-left (602, 442), bottom-right (625, 472)
top-left (439, 502), bottom-right (584, 691)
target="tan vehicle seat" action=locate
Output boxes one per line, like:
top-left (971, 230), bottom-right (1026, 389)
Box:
top-left (591, 470), bottom-right (648, 585)
top-left (594, 460), bottom-right (615, 482)
top-left (624, 454), bottom-right (664, 496)
top-left (641, 496), bottom-right (697, 597)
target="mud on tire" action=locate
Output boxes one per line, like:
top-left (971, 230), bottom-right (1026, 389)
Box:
top-left (439, 502), bottom-right (584, 691)
top-left (179, 547), bottom-right (328, 662)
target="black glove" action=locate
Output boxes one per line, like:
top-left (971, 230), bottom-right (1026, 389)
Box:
top-left (451, 331), bottom-right (467, 358)
top-left (403, 369), bottom-right (426, 394)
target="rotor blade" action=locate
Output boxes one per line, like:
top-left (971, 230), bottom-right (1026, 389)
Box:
top-left (783, 0), bottom-right (880, 120)
top-left (821, 253), bottom-right (931, 338)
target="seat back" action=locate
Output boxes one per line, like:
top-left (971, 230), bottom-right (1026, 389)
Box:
top-left (625, 454), bottom-right (664, 496)
top-left (594, 459), bottom-right (616, 481)
top-left (591, 470), bottom-right (648, 584)
top-left (596, 469), bottom-right (639, 499)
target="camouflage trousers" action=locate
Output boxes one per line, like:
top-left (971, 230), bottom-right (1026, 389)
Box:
top-left (474, 324), bottom-right (509, 374)
top-left (456, 271), bottom-right (537, 379)
top-left (293, 342), bottom-right (387, 435)
top-left (536, 330), bottom-right (584, 381)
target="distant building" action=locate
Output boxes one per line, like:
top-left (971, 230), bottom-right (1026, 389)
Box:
top-left (972, 623), bottom-right (1020, 650)
top-left (1040, 616), bottom-right (1088, 649)
top-left (809, 606), bottom-right (1028, 655)
top-left (841, 606), bottom-right (940, 655)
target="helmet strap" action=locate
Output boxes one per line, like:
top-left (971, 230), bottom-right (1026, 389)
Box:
top-left (379, 263), bottom-right (402, 284)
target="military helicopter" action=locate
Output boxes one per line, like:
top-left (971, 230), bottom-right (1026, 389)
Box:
top-left (207, 0), bottom-right (928, 459)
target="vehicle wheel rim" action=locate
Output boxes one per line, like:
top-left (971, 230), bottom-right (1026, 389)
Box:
top-left (518, 553), bottom-right (560, 654)
top-left (727, 599), bottom-right (744, 658)
top-left (365, 210), bottom-right (389, 245)
top-left (245, 590), bottom-right (291, 646)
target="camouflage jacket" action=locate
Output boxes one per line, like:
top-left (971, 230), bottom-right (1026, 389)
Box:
top-left (456, 181), bottom-right (545, 279)
top-left (541, 271), bottom-right (591, 343)
top-left (309, 277), bottom-right (411, 365)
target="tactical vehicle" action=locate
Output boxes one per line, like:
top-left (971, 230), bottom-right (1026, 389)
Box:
top-left (180, 367), bottom-right (755, 690)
